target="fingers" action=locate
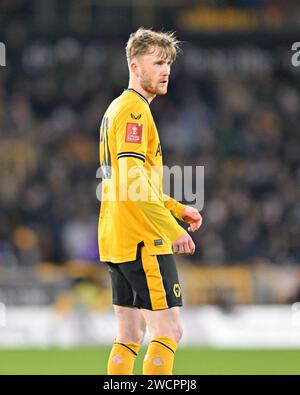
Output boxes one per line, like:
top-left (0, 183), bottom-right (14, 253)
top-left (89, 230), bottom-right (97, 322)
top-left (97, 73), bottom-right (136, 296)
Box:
top-left (173, 242), bottom-right (183, 255)
top-left (172, 243), bottom-right (187, 254)
top-left (172, 242), bottom-right (186, 255)
top-left (185, 212), bottom-right (203, 232)
top-left (178, 243), bottom-right (188, 255)
top-left (189, 212), bottom-right (201, 220)
top-left (188, 222), bottom-right (196, 232)
top-left (188, 238), bottom-right (195, 255)
top-left (172, 240), bottom-right (195, 256)
top-left (188, 220), bottom-right (201, 232)
top-left (172, 243), bottom-right (178, 254)
top-left (172, 232), bottom-right (196, 256)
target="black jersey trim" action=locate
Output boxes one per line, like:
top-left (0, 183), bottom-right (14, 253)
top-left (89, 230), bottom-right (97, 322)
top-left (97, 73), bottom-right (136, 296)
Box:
top-left (117, 152), bottom-right (146, 162)
top-left (125, 88), bottom-right (149, 106)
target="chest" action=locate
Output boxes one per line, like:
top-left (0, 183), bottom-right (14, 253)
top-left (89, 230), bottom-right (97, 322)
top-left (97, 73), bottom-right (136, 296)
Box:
top-left (147, 124), bottom-right (163, 166)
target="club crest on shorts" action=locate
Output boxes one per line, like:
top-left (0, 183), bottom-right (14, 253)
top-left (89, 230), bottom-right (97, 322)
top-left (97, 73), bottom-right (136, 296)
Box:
top-left (173, 283), bottom-right (181, 298)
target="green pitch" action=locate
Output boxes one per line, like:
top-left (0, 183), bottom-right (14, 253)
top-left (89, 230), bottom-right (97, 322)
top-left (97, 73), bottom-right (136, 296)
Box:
top-left (0, 347), bottom-right (300, 375)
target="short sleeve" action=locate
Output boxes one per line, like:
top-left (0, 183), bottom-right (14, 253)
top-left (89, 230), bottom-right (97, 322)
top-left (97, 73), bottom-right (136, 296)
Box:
top-left (115, 105), bottom-right (149, 163)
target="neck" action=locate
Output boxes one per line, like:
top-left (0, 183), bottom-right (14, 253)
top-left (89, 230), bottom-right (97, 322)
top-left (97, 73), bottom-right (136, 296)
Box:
top-left (128, 80), bottom-right (156, 103)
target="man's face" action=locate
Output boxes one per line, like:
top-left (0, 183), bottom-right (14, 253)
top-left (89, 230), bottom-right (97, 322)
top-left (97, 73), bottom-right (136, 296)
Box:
top-left (135, 47), bottom-right (172, 96)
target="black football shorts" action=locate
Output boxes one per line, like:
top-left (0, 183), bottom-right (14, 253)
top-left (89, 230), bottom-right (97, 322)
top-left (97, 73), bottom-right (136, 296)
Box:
top-left (105, 243), bottom-right (183, 310)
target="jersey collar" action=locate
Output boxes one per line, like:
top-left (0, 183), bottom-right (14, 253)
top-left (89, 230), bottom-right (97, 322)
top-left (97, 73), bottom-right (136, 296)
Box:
top-left (125, 88), bottom-right (149, 106)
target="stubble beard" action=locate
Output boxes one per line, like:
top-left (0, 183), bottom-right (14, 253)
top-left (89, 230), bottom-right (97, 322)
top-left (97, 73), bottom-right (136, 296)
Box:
top-left (141, 76), bottom-right (167, 96)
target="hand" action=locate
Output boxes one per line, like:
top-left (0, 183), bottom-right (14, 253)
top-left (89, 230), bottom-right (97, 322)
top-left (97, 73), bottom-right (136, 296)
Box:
top-left (181, 206), bottom-right (202, 232)
top-left (172, 232), bottom-right (195, 256)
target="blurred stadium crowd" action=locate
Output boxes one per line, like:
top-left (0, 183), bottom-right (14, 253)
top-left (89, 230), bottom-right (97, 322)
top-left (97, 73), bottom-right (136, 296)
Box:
top-left (1, 2), bottom-right (300, 268)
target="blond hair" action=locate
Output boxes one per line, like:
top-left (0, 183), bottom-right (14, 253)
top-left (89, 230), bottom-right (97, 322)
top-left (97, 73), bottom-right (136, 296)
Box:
top-left (126, 27), bottom-right (180, 63)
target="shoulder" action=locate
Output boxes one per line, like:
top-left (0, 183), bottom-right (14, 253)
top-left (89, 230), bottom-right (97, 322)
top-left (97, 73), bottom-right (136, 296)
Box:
top-left (113, 95), bottom-right (150, 124)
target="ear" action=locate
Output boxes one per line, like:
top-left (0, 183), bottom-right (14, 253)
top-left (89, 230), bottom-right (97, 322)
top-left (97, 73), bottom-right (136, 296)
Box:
top-left (129, 60), bottom-right (140, 77)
